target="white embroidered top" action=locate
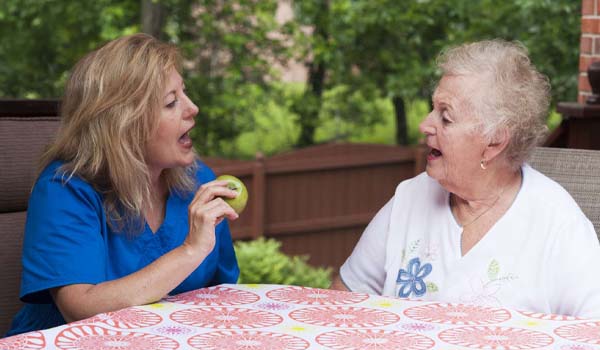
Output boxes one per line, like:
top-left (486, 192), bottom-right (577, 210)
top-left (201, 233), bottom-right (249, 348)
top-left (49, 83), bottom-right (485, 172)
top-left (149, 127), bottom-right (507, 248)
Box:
top-left (340, 165), bottom-right (600, 318)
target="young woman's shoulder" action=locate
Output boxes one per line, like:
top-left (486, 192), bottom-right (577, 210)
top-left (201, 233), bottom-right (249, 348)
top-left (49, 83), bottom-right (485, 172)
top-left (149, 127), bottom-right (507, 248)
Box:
top-left (35, 160), bottom-right (99, 197)
top-left (30, 161), bottom-right (103, 219)
top-left (193, 159), bottom-right (218, 183)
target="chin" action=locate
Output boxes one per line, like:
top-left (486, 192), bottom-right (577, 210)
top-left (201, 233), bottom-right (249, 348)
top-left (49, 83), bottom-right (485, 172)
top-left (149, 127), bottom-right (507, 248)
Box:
top-left (424, 164), bottom-right (436, 178)
top-left (425, 166), bottom-right (444, 183)
top-left (178, 159), bottom-right (194, 168)
top-left (182, 153), bottom-right (197, 166)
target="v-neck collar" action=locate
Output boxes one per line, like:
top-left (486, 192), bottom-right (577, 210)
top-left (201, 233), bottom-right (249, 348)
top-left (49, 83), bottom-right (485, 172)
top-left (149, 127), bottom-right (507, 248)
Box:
top-left (145, 190), bottom-right (174, 236)
top-left (446, 166), bottom-right (526, 260)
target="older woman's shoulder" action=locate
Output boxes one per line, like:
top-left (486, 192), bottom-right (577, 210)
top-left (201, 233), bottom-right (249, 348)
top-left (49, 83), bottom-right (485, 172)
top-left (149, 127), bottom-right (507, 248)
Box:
top-left (521, 164), bottom-right (584, 215)
top-left (522, 165), bottom-right (573, 197)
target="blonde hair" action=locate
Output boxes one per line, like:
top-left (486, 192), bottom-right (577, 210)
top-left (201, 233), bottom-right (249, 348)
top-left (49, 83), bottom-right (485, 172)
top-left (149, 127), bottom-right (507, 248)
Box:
top-left (437, 39), bottom-right (551, 169)
top-left (39, 33), bottom-right (198, 232)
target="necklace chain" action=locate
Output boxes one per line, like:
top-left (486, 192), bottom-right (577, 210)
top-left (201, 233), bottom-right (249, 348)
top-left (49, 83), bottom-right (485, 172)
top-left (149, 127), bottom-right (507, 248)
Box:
top-left (452, 185), bottom-right (509, 228)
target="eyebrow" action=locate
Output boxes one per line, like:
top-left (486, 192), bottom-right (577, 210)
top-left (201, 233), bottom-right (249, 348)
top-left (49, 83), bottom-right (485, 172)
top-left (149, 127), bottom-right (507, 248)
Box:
top-left (432, 91), bottom-right (455, 110)
top-left (163, 77), bottom-right (184, 99)
top-left (164, 90), bottom-right (176, 100)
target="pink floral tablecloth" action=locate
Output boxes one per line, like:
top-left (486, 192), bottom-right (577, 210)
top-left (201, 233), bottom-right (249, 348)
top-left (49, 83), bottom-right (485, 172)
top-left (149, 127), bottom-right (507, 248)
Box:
top-left (2, 283), bottom-right (600, 349)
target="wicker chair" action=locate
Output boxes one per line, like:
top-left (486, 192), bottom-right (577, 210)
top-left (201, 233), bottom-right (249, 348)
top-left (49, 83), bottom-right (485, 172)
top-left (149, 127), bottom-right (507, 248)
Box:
top-left (0, 100), bottom-right (60, 336)
top-left (528, 146), bottom-right (600, 239)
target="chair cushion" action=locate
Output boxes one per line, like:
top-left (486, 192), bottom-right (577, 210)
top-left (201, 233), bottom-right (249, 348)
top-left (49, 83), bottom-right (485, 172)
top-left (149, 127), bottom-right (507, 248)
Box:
top-left (0, 211), bottom-right (26, 335)
top-left (0, 117), bottom-right (60, 213)
top-left (529, 147), bottom-right (600, 238)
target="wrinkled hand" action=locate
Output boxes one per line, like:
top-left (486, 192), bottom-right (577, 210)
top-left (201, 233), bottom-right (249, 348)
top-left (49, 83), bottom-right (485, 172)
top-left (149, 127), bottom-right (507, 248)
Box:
top-left (183, 179), bottom-right (239, 256)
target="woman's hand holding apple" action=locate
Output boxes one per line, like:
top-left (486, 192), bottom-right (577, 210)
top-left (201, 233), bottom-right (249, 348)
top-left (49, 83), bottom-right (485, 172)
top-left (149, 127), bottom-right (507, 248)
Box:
top-left (183, 180), bottom-right (239, 257)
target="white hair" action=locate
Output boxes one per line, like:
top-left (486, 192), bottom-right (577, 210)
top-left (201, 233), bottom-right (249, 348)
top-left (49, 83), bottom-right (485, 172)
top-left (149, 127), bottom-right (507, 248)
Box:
top-left (437, 39), bottom-right (551, 168)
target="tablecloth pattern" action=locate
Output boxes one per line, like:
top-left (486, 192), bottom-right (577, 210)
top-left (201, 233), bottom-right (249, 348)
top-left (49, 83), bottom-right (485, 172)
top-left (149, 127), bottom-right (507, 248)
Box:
top-left (2, 283), bottom-right (600, 349)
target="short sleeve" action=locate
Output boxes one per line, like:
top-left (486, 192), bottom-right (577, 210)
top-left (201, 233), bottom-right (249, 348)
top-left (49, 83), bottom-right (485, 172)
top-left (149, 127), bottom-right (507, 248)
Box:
top-left (547, 214), bottom-right (600, 318)
top-left (339, 198), bottom-right (393, 295)
top-left (20, 164), bottom-right (107, 303)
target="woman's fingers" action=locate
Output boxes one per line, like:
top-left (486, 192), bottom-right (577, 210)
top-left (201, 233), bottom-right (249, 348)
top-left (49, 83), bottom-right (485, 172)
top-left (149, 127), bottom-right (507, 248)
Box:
top-left (184, 180), bottom-right (240, 253)
top-left (190, 197), bottom-right (238, 224)
top-left (185, 197), bottom-right (237, 253)
top-left (190, 180), bottom-right (237, 208)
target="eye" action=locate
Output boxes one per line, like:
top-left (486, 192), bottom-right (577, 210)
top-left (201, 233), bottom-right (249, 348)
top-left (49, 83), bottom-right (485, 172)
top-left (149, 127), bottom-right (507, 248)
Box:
top-left (441, 109), bottom-right (451, 124)
top-left (165, 99), bottom-right (178, 108)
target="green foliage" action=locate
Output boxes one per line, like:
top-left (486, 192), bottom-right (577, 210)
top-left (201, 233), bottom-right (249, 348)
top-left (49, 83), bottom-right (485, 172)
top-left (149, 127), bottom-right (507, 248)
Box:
top-left (444, 0), bottom-right (581, 104)
top-left (234, 237), bottom-right (332, 288)
top-left (225, 85), bottom-right (431, 158)
top-left (228, 82), bottom-right (302, 159)
top-left (0, 0), bottom-right (138, 98)
top-left (0, 0), bottom-right (579, 155)
top-left (316, 92), bottom-right (428, 145)
top-left (0, 0), bottom-right (292, 158)
top-left (289, 0), bottom-right (579, 145)
top-left (168, 0), bottom-right (294, 157)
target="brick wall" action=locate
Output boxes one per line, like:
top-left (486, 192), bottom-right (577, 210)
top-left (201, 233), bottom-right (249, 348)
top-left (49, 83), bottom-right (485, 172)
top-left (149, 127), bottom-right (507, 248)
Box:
top-left (579, 0), bottom-right (600, 102)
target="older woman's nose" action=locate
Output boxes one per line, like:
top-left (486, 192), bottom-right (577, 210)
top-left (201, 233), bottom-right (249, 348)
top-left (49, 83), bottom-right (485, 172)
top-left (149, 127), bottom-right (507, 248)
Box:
top-left (419, 113), bottom-right (436, 135)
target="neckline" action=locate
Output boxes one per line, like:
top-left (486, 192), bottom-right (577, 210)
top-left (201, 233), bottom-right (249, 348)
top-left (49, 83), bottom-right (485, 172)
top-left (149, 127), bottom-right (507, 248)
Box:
top-left (145, 191), bottom-right (173, 235)
top-left (446, 166), bottom-right (526, 258)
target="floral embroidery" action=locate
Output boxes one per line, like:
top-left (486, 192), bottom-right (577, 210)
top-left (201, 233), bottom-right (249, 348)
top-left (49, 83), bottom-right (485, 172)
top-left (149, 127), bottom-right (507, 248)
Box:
top-left (400, 239), bottom-right (421, 265)
top-left (460, 259), bottom-right (518, 306)
top-left (425, 282), bottom-right (439, 292)
top-left (396, 257), bottom-right (432, 297)
top-left (423, 243), bottom-right (440, 261)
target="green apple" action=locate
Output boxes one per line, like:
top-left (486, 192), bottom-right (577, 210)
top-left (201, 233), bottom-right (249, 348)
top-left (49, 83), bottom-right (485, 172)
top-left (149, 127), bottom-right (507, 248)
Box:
top-left (216, 174), bottom-right (248, 214)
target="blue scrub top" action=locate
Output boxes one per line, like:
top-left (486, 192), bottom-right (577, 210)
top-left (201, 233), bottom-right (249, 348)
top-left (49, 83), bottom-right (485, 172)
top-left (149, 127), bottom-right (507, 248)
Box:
top-left (6, 160), bottom-right (239, 337)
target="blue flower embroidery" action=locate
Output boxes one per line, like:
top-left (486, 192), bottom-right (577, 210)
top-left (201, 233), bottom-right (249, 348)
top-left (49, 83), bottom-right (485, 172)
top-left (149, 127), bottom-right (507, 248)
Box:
top-left (396, 257), bottom-right (432, 297)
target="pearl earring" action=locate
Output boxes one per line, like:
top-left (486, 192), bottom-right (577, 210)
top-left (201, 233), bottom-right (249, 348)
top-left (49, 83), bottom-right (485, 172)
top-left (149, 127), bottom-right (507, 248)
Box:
top-left (480, 159), bottom-right (487, 170)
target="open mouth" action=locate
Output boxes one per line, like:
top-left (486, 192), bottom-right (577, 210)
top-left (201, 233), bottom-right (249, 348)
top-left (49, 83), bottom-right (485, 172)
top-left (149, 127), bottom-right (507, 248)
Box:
top-left (428, 147), bottom-right (442, 160)
top-left (178, 126), bottom-right (194, 147)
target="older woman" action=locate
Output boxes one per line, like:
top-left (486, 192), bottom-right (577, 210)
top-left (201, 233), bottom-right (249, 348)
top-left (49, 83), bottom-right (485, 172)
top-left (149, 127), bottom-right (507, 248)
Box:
top-left (7, 34), bottom-right (240, 336)
top-left (333, 40), bottom-right (600, 318)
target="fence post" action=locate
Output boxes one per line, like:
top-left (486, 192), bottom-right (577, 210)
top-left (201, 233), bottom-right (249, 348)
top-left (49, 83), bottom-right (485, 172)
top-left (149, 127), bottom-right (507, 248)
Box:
top-left (251, 152), bottom-right (266, 239)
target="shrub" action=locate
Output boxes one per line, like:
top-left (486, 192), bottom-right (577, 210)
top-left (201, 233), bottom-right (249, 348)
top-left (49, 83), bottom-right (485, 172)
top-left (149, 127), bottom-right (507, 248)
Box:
top-left (234, 237), bottom-right (332, 289)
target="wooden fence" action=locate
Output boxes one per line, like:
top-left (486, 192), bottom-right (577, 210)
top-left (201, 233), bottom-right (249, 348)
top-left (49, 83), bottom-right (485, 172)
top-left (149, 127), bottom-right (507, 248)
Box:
top-left (205, 143), bottom-right (424, 270)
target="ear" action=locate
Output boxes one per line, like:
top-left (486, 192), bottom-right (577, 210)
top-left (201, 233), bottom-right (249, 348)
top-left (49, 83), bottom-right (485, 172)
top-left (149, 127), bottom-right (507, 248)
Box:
top-left (482, 128), bottom-right (510, 162)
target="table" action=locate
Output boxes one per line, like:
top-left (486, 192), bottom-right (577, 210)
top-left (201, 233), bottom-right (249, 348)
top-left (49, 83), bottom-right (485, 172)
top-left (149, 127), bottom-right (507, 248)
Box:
top-left (2, 283), bottom-right (600, 349)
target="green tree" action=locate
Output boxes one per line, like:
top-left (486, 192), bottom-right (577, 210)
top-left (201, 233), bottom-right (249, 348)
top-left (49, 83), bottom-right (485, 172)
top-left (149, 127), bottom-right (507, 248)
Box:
top-left (0, 0), bottom-right (295, 158)
top-left (1, 0), bottom-right (581, 153)
top-left (289, 0), bottom-right (330, 147)
top-left (109, 0), bottom-right (295, 157)
top-left (332, 0), bottom-right (451, 145)
top-left (290, 0), bottom-right (580, 146)
top-left (0, 0), bottom-right (138, 98)
top-left (167, 0), bottom-right (294, 156)
top-left (447, 0), bottom-right (581, 103)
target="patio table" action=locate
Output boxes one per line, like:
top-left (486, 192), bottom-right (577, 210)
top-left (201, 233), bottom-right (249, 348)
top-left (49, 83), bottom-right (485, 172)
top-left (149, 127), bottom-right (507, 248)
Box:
top-left (1, 283), bottom-right (600, 349)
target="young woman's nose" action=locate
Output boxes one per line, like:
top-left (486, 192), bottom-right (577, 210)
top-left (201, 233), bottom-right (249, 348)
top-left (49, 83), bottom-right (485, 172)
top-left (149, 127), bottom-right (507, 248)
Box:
top-left (183, 94), bottom-right (199, 119)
